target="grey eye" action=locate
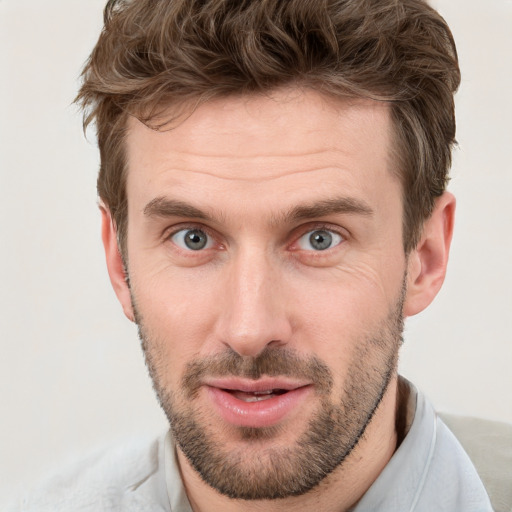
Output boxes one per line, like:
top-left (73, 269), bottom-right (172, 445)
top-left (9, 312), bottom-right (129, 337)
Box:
top-left (171, 229), bottom-right (212, 251)
top-left (297, 229), bottom-right (343, 251)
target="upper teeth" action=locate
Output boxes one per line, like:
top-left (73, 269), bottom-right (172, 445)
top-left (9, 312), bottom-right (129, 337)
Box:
top-left (242, 393), bottom-right (275, 402)
top-left (231, 389), bottom-right (277, 402)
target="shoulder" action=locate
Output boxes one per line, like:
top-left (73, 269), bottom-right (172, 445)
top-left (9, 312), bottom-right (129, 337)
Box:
top-left (6, 433), bottom-right (169, 512)
top-left (439, 413), bottom-right (512, 512)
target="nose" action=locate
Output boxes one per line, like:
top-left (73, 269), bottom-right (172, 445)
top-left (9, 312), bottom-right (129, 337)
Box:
top-left (214, 247), bottom-right (293, 357)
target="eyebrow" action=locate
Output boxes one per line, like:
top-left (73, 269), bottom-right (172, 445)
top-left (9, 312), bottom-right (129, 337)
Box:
top-left (281, 197), bottom-right (374, 223)
top-left (143, 195), bottom-right (374, 224)
top-left (143, 197), bottom-right (210, 220)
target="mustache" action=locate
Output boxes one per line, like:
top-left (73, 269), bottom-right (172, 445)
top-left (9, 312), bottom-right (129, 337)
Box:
top-left (182, 347), bottom-right (333, 399)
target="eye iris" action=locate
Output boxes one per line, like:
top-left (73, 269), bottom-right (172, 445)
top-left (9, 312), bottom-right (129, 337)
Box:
top-left (184, 230), bottom-right (208, 250)
top-left (309, 230), bottom-right (332, 250)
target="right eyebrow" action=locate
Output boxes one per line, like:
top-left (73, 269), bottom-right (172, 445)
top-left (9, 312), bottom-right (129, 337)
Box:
top-left (143, 197), bottom-right (210, 220)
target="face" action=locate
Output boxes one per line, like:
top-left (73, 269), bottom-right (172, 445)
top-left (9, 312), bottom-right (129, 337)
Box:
top-left (121, 90), bottom-right (409, 499)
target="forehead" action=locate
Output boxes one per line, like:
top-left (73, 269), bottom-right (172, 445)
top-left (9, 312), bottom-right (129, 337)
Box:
top-left (124, 89), bottom-right (398, 214)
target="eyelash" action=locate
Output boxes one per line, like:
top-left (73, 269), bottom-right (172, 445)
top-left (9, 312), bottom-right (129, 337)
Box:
top-left (164, 223), bottom-right (347, 254)
top-left (165, 223), bottom-right (218, 246)
top-left (290, 223), bottom-right (346, 252)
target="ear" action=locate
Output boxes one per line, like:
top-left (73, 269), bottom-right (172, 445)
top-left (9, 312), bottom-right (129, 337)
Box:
top-left (100, 205), bottom-right (135, 322)
top-left (403, 192), bottom-right (456, 317)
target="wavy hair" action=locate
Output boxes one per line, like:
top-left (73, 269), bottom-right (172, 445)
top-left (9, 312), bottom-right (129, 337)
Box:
top-left (77, 0), bottom-right (460, 254)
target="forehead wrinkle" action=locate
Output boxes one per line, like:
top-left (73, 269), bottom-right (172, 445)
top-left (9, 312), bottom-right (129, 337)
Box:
top-left (159, 145), bottom-right (344, 160)
top-left (144, 146), bottom-right (354, 184)
top-left (147, 164), bottom-right (356, 185)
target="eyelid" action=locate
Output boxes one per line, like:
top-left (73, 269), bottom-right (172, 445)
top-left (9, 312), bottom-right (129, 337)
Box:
top-left (164, 223), bottom-right (220, 249)
top-left (162, 221), bottom-right (346, 253)
top-left (165, 221), bottom-right (212, 238)
top-left (289, 223), bottom-right (347, 252)
top-left (172, 229), bottom-right (213, 251)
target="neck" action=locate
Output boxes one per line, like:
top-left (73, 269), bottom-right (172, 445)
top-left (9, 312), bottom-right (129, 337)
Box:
top-left (178, 376), bottom-right (401, 512)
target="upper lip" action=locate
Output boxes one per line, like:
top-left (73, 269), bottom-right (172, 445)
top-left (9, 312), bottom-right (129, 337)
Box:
top-left (203, 377), bottom-right (311, 393)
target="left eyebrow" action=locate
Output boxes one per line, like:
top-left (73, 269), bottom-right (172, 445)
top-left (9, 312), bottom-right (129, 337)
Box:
top-left (278, 197), bottom-right (374, 224)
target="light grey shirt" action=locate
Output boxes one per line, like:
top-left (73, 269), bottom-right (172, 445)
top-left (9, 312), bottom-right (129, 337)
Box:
top-left (350, 387), bottom-right (493, 511)
top-left (8, 385), bottom-right (494, 512)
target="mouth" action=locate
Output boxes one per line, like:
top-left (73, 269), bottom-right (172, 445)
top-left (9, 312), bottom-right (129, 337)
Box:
top-left (203, 377), bottom-right (312, 428)
top-left (226, 388), bottom-right (289, 402)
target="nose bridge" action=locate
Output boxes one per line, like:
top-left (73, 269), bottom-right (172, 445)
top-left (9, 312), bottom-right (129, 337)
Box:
top-left (217, 244), bottom-right (291, 356)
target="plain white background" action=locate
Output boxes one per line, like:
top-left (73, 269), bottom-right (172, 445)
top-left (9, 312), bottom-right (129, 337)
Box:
top-left (1, 0), bottom-right (511, 502)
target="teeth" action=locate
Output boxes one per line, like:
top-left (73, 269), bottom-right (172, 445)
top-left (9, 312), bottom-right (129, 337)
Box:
top-left (243, 394), bottom-right (275, 402)
top-left (230, 390), bottom-right (277, 402)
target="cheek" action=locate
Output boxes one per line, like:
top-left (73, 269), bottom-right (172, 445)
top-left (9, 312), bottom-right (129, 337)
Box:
top-left (290, 261), bottom-right (401, 325)
top-left (131, 265), bottom-right (223, 361)
top-left (285, 263), bottom-right (403, 369)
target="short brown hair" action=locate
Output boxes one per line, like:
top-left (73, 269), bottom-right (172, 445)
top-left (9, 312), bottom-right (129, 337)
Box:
top-left (77, 0), bottom-right (460, 254)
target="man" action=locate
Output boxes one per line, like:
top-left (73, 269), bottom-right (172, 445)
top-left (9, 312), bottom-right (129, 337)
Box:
top-left (10, 0), bottom-right (507, 510)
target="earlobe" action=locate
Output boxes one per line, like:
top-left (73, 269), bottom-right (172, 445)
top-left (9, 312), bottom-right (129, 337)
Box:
top-left (403, 192), bottom-right (456, 317)
top-left (100, 205), bottom-right (135, 322)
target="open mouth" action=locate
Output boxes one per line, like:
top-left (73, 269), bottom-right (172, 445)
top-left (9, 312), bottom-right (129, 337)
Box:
top-left (226, 389), bottom-right (288, 402)
top-left (206, 381), bottom-right (312, 427)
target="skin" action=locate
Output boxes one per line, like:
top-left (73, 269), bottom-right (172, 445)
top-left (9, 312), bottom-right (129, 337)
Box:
top-left (102, 89), bottom-right (455, 512)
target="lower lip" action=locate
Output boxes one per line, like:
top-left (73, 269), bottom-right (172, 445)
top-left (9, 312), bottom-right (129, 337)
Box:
top-left (205, 386), bottom-right (312, 428)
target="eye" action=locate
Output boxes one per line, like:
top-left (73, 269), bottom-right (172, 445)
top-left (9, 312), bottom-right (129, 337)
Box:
top-left (296, 229), bottom-right (343, 251)
top-left (171, 228), bottom-right (213, 251)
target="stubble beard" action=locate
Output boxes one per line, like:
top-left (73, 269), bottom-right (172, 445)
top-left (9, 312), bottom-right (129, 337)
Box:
top-left (133, 286), bottom-right (405, 501)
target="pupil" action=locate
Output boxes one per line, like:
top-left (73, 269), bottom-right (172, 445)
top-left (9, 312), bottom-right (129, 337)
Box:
top-left (310, 230), bottom-right (332, 251)
top-left (185, 230), bottom-right (207, 250)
